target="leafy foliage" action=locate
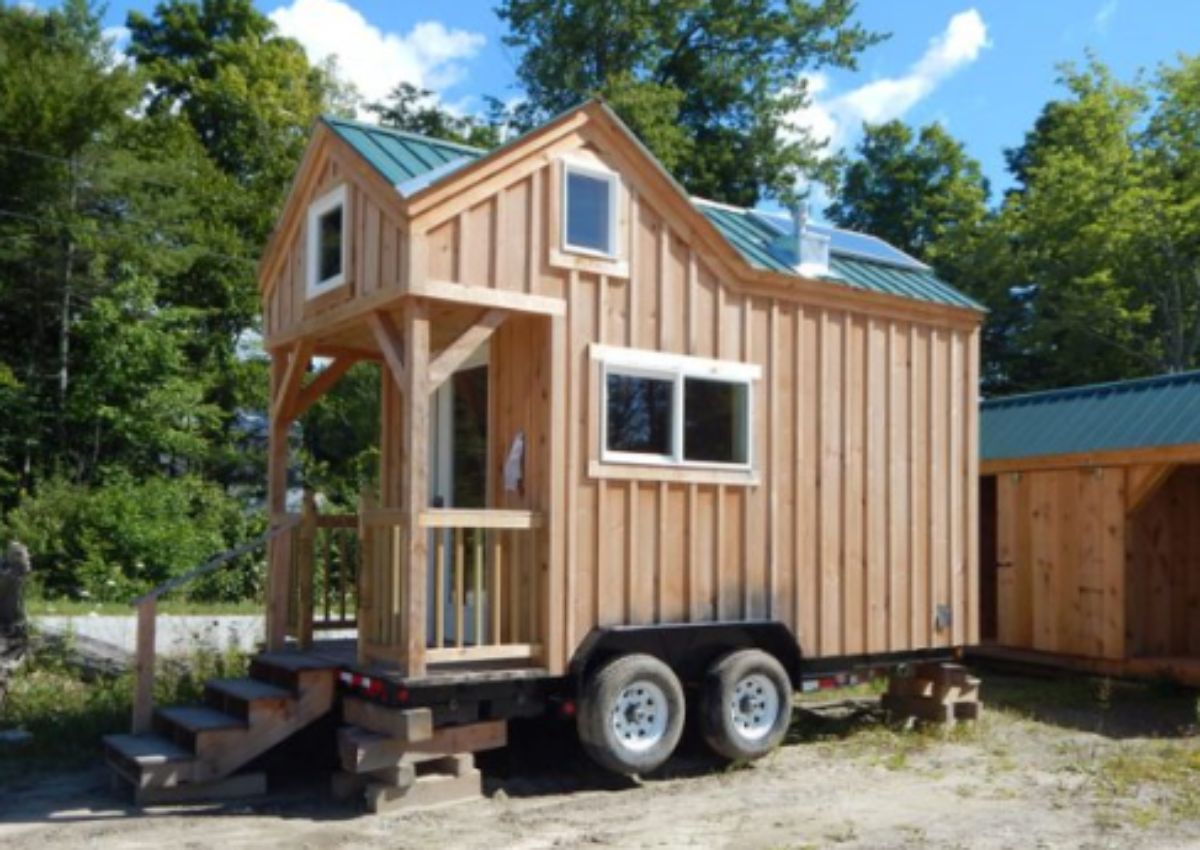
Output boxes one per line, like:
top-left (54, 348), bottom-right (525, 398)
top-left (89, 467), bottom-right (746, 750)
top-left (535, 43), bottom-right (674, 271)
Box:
top-left (3, 472), bottom-right (260, 601)
top-left (497, 0), bottom-right (883, 205)
top-left (367, 82), bottom-right (502, 149)
top-left (829, 55), bottom-right (1200, 393)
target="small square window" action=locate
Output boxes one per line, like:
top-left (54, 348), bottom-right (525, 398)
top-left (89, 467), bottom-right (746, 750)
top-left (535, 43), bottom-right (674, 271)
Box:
top-left (605, 372), bottom-right (673, 456)
top-left (684, 378), bottom-right (748, 464)
top-left (564, 164), bottom-right (616, 256)
top-left (306, 184), bottom-right (347, 299)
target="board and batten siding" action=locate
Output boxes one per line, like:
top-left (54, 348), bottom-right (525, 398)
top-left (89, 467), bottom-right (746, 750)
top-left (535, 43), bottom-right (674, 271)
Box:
top-left (414, 140), bottom-right (980, 664)
top-left (263, 133), bottom-right (409, 343)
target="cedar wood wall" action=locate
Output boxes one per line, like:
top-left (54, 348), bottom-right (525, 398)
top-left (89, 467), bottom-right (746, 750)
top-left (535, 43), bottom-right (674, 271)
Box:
top-left (990, 464), bottom-right (1200, 663)
top-left (262, 122), bottom-right (983, 669)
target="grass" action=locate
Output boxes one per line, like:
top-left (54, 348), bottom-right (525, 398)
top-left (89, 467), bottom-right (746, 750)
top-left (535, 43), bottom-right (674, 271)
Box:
top-left (27, 597), bottom-right (262, 617)
top-left (1086, 741), bottom-right (1200, 828)
top-left (0, 638), bottom-right (248, 785)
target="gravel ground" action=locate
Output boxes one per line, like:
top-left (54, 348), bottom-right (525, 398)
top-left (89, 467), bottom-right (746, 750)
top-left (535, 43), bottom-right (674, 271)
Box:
top-left (0, 671), bottom-right (1198, 849)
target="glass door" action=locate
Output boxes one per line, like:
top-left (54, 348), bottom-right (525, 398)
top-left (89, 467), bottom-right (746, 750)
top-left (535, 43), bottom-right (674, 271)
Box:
top-left (428, 359), bottom-right (489, 646)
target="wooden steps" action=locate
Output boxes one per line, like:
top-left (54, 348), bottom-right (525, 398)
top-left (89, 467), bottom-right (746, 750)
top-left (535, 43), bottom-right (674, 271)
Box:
top-left (104, 653), bottom-right (338, 804)
top-left (882, 662), bottom-right (983, 725)
top-left (332, 696), bottom-right (507, 813)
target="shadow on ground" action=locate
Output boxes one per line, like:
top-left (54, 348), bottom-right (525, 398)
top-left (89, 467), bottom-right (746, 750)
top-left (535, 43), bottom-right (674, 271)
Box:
top-left (972, 665), bottom-right (1200, 740)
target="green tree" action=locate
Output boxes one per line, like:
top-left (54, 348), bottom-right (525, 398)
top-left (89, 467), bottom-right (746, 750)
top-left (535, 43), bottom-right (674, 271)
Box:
top-left (998, 59), bottom-right (1159, 390)
top-left (826, 120), bottom-right (990, 270)
top-left (367, 82), bottom-right (502, 149)
top-left (496, 0), bottom-right (883, 205)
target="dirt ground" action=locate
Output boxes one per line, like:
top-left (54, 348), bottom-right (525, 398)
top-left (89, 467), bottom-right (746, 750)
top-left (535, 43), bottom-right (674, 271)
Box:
top-left (2, 669), bottom-right (1199, 850)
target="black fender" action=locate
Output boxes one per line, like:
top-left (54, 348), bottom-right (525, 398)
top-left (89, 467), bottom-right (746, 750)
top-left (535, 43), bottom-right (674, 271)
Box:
top-left (569, 621), bottom-right (805, 690)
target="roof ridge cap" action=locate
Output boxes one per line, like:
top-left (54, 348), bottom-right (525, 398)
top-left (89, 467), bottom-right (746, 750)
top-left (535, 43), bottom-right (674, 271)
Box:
top-left (320, 114), bottom-right (487, 156)
top-left (983, 369), bottom-right (1200, 408)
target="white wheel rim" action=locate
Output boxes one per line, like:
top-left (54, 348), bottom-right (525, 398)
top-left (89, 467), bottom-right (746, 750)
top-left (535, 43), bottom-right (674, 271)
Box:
top-left (610, 679), bottom-right (669, 753)
top-left (729, 673), bottom-right (781, 742)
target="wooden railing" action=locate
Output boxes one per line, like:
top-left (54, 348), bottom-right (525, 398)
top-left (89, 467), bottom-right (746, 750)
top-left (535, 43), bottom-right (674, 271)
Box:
top-left (357, 503), bottom-right (408, 666)
top-left (356, 504), bottom-right (544, 669)
top-left (285, 492), bottom-right (360, 649)
top-left (130, 517), bottom-right (298, 733)
top-left (421, 508), bottom-right (543, 664)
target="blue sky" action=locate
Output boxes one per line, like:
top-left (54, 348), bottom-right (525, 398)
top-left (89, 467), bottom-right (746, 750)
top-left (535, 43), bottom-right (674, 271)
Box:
top-left (85, 0), bottom-right (1200, 204)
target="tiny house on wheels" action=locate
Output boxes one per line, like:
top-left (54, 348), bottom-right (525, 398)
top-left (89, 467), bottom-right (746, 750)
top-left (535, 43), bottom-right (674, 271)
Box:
top-left (978, 371), bottom-right (1200, 685)
top-left (105, 100), bottom-right (983, 807)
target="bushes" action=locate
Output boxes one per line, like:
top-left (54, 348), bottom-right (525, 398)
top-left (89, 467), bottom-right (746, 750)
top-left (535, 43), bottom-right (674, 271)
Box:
top-left (3, 473), bottom-right (263, 603)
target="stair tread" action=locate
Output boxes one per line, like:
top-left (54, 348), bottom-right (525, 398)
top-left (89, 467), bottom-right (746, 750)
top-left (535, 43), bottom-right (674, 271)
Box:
top-left (254, 651), bottom-right (341, 672)
top-left (207, 677), bottom-right (292, 703)
top-left (104, 733), bottom-right (194, 765)
top-left (157, 705), bottom-right (247, 732)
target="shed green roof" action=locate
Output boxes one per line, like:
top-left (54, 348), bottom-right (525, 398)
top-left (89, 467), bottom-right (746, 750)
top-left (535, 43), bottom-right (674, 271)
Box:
top-left (321, 115), bottom-right (483, 190)
top-left (322, 113), bottom-right (982, 312)
top-left (981, 370), bottom-right (1200, 462)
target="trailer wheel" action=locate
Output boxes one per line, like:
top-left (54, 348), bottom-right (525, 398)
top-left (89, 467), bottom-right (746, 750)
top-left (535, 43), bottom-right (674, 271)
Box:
top-left (577, 653), bottom-right (685, 775)
top-left (701, 649), bottom-right (792, 762)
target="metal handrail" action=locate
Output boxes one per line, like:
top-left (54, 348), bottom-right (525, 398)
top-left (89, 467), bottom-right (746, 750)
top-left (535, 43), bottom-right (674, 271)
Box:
top-left (130, 515), bottom-right (301, 606)
top-left (129, 514), bottom-right (301, 734)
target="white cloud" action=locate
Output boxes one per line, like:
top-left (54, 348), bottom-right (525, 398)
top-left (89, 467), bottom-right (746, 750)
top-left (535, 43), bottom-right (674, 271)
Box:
top-left (1093, 0), bottom-right (1118, 33)
top-left (793, 9), bottom-right (989, 152)
top-left (103, 24), bottom-right (132, 67)
top-left (268, 0), bottom-right (485, 107)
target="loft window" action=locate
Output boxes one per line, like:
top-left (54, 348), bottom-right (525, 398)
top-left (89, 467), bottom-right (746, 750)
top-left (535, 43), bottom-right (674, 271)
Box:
top-left (306, 184), bottom-right (347, 298)
top-left (597, 345), bottom-right (757, 469)
top-left (563, 161), bottom-right (617, 257)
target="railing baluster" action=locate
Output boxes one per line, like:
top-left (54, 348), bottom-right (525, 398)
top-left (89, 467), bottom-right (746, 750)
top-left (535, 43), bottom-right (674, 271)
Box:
top-left (507, 528), bottom-right (519, 643)
top-left (455, 528), bottom-right (465, 648)
top-left (434, 528), bottom-right (445, 648)
top-left (322, 529), bottom-right (332, 623)
top-left (338, 532), bottom-right (349, 623)
top-left (473, 530), bottom-right (483, 645)
top-left (491, 530), bottom-right (502, 646)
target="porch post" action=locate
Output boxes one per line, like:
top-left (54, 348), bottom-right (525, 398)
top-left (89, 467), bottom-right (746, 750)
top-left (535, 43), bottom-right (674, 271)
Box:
top-left (265, 349), bottom-right (290, 652)
top-left (401, 299), bottom-right (430, 676)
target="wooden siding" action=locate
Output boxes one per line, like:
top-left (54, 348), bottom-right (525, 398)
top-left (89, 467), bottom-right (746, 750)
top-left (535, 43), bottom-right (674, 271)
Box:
top-left (1127, 466), bottom-right (1200, 658)
top-left (991, 466), bottom-right (1129, 661)
top-left (414, 132), bottom-right (979, 664)
top-left (263, 138), bottom-right (408, 342)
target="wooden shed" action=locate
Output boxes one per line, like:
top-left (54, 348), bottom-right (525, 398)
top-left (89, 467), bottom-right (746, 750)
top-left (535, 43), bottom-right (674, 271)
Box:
top-left (108, 99), bottom-right (985, 803)
top-left (978, 371), bottom-right (1200, 684)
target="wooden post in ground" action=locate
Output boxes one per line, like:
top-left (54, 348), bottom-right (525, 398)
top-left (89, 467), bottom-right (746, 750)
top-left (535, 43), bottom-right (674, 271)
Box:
top-left (131, 597), bottom-right (156, 733)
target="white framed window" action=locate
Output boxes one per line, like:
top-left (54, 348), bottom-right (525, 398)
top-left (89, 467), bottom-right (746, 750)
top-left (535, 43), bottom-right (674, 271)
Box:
top-left (306, 184), bottom-right (347, 299)
top-left (562, 159), bottom-right (618, 258)
top-left (595, 345), bottom-right (758, 470)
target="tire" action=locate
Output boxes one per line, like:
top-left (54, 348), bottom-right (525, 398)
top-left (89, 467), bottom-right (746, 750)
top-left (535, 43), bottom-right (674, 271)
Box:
top-left (700, 649), bottom-right (792, 762)
top-left (577, 653), bottom-right (686, 776)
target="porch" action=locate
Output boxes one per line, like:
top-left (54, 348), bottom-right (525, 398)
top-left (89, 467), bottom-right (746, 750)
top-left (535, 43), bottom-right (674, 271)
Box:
top-left (263, 295), bottom-right (565, 679)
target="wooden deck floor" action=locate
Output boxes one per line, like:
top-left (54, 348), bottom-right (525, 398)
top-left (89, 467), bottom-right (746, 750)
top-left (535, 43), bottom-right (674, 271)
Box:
top-left (278, 638), bottom-right (552, 686)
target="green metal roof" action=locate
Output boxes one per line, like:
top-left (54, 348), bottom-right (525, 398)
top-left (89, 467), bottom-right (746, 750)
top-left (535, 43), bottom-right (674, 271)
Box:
top-left (321, 112), bottom-right (981, 312)
top-left (321, 115), bottom-right (484, 191)
top-left (981, 370), bottom-right (1200, 462)
top-left (693, 200), bottom-right (983, 311)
